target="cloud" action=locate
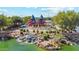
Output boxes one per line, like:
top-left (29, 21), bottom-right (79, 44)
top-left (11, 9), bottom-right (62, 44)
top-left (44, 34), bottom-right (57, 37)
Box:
top-left (41, 8), bottom-right (48, 11)
top-left (40, 7), bottom-right (76, 17)
top-left (41, 7), bottom-right (75, 12)
top-left (41, 7), bottom-right (64, 12)
top-left (0, 9), bottom-right (8, 14)
top-left (66, 7), bottom-right (75, 11)
top-left (40, 7), bottom-right (65, 17)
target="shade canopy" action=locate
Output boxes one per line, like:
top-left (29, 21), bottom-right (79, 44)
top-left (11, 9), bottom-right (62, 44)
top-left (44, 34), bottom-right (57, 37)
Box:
top-left (38, 15), bottom-right (45, 25)
top-left (28, 15), bottom-right (46, 26)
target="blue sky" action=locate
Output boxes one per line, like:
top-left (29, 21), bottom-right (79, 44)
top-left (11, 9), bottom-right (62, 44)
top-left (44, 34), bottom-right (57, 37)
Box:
top-left (0, 7), bottom-right (79, 17)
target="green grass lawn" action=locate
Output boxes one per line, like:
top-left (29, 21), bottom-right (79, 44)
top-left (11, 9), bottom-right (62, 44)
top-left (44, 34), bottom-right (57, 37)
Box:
top-left (0, 39), bottom-right (79, 51)
top-left (0, 39), bottom-right (44, 51)
top-left (54, 34), bottom-right (79, 51)
top-left (61, 44), bottom-right (79, 51)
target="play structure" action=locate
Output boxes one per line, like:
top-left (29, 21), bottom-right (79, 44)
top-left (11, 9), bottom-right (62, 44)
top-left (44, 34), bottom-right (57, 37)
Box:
top-left (27, 15), bottom-right (46, 27)
top-left (26, 15), bottom-right (54, 33)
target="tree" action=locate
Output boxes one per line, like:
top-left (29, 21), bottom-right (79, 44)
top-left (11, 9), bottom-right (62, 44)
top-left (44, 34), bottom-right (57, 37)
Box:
top-left (11, 16), bottom-right (23, 26)
top-left (52, 11), bottom-right (79, 30)
top-left (6, 16), bottom-right (13, 26)
top-left (0, 14), bottom-right (7, 29)
top-left (75, 12), bottom-right (79, 26)
top-left (23, 16), bottom-right (31, 24)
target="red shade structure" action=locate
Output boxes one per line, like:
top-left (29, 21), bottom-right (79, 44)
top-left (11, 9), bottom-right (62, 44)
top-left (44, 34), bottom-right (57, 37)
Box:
top-left (27, 15), bottom-right (36, 26)
top-left (27, 15), bottom-right (46, 27)
top-left (38, 15), bottom-right (46, 26)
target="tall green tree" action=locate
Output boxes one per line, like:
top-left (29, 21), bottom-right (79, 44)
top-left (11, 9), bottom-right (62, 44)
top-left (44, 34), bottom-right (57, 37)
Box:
top-left (23, 16), bottom-right (31, 24)
top-left (0, 14), bottom-right (7, 28)
top-left (11, 16), bottom-right (23, 25)
top-left (52, 11), bottom-right (79, 30)
top-left (6, 16), bottom-right (13, 26)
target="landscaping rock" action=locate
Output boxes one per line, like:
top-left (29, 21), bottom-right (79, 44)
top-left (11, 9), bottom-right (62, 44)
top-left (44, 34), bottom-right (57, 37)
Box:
top-left (63, 33), bottom-right (79, 44)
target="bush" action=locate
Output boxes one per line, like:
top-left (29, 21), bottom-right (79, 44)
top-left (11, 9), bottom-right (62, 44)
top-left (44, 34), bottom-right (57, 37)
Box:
top-left (44, 34), bottom-right (50, 41)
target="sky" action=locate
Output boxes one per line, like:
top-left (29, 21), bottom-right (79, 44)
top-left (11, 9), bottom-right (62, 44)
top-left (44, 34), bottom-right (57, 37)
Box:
top-left (0, 7), bottom-right (79, 17)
